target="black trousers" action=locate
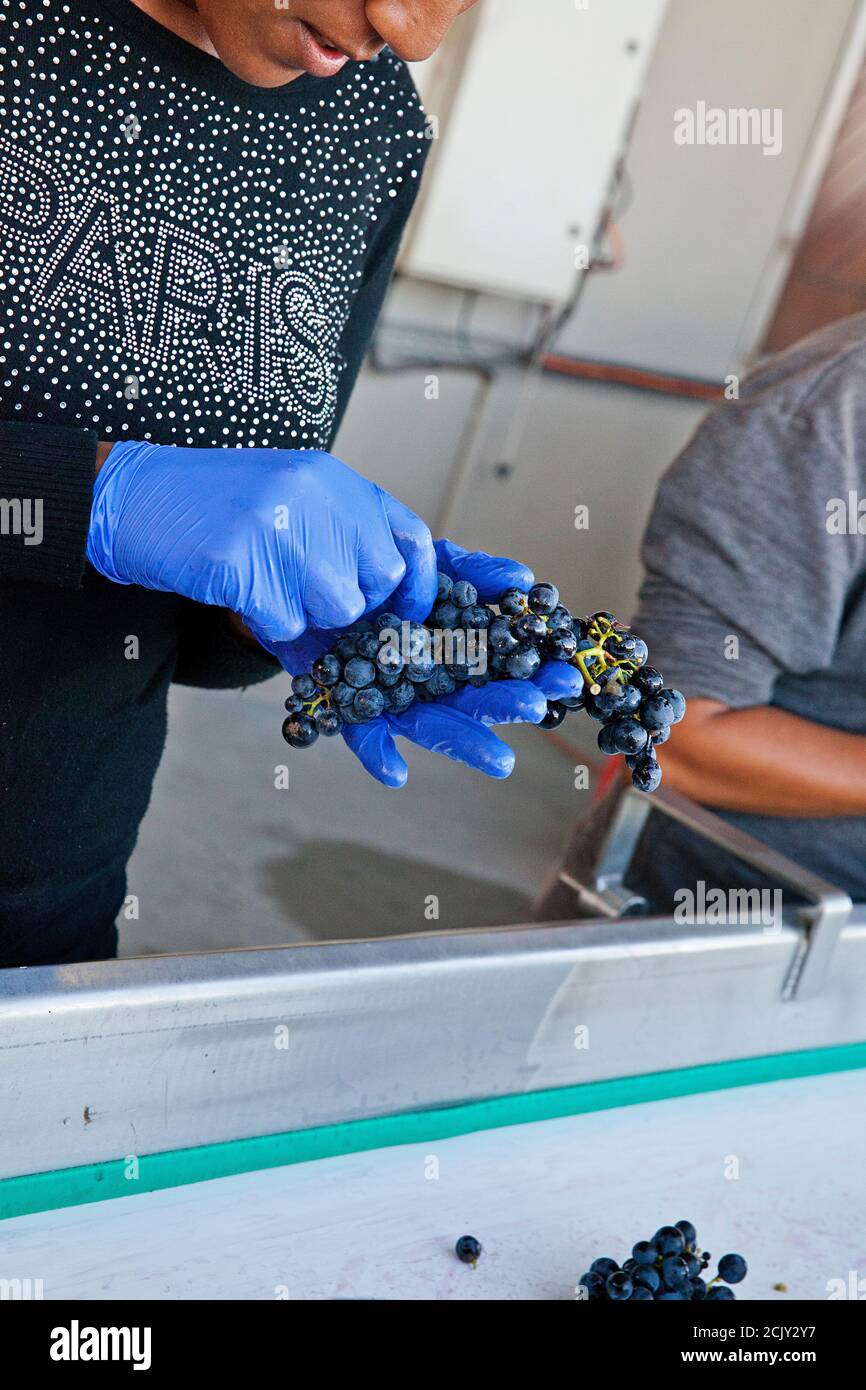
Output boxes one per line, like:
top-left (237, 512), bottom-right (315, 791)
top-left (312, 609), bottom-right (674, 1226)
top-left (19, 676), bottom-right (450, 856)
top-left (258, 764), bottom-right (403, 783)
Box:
top-left (0, 867), bottom-right (122, 967)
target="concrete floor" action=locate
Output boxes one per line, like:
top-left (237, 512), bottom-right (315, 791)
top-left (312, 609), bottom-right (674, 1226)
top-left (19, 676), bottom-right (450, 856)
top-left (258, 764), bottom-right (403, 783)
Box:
top-left (122, 677), bottom-right (592, 957)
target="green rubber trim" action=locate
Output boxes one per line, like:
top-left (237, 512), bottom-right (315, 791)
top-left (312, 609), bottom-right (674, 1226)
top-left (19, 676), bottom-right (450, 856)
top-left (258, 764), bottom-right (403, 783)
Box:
top-left (2, 1040), bottom-right (865, 1222)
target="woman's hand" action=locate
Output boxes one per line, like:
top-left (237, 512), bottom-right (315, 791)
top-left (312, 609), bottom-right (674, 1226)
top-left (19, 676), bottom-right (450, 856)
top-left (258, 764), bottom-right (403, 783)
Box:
top-left (86, 443), bottom-right (438, 644)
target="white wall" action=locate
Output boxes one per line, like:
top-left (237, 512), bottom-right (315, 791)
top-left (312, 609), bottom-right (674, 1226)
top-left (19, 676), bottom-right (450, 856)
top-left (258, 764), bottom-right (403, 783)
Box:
top-left (402, 0), bottom-right (668, 301)
top-left (560, 0), bottom-right (866, 376)
top-left (337, 0), bottom-right (866, 654)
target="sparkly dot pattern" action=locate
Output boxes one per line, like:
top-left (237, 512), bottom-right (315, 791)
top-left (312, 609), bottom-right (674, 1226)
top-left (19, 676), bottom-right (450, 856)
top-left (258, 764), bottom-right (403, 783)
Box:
top-left (0, 0), bottom-right (428, 448)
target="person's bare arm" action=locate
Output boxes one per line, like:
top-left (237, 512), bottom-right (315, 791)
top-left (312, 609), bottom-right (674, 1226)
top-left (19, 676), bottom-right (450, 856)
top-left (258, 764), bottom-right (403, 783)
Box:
top-left (658, 698), bottom-right (866, 818)
top-left (95, 441), bottom-right (114, 472)
top-left (227, 611), bottom-right (263, 649)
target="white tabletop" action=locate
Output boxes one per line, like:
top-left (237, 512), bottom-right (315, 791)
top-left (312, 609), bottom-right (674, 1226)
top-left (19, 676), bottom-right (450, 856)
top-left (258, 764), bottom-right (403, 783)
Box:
top-left (3, 1070), bottom-right (863, 1300)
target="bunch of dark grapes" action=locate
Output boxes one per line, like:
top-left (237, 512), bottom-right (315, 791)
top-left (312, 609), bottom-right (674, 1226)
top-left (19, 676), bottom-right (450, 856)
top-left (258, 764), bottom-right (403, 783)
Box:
top-left (282, 575), bottom-right (685, 792)
top-left (579, 1222), bottom-right (748, 1301)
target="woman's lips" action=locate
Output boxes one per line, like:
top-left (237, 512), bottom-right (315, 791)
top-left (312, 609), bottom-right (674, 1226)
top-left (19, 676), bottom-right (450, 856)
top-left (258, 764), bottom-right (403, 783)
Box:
top-left (295, 20), bottom-right (351, 77)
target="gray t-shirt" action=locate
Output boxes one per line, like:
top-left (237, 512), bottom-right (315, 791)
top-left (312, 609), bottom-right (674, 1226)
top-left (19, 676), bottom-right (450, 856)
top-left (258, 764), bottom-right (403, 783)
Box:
top-left (630, 312), bottom-right (866, 904)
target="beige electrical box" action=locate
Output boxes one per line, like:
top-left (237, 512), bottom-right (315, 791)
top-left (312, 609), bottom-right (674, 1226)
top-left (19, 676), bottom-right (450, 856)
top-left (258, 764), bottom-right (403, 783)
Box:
top-left (401, 0), bottom-right (669, 302)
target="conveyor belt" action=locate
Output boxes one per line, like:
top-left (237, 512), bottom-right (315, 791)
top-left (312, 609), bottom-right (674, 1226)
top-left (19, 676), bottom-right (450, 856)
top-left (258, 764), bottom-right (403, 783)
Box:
top-left (2, 1071), bottom-right (863, 1300)
top-left (2, 790), bottom-right (864, 1219)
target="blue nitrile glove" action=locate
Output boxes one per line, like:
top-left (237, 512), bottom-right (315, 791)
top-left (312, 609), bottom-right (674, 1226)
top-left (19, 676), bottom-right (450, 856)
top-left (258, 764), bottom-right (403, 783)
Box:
top-left (273, 538), bottom-right (584, 788)
top-left (86, 443), bottom-right (437, 643)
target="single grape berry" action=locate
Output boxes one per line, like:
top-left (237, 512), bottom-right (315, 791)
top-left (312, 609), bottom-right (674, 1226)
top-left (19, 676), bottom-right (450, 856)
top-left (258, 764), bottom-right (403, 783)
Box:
top-left (451, 580), bottom-right (478, 609)
top-left (282, 714), bottom-right (318, 749)
top-left (498, 588), bottom-right (527, 616)
top-left (597, 723), bottom-right (620, 757)
top-left (653, 1226), bottom-right (686, 1258)
top-left (426, 667), bottom-right (457, 698)
top-left (373, 611), bottom-right (401, 633)
top-left (334, 634), bottom-right (359, 663)
top-left (455, 1235), bottom-right (482, 1267)
top-left (353, 687), bottom-right (385, 721)
top-left (632, 1241), bottom-right (656, 1266)
top-left (547, 605), bottom-right (574, 634)
top-left (632, 1266), bottom-right (660, 1293)
top-left (437, 573), bottom-right (453, 602)
top-left (292, 674), bottom-right (317, 701)
top-left (661, 1256), bottom-right (689, 1290)
top-left (314, 708), bottom-right (344, 737)
top-left (578, 1271), bottom-right (605, 1301)
top-left (664, 689), bottom-right (687, 724)
top-left (706, 1286), bottom-right (735, 1301)
top-left (356, 632), bottom-right (379, 660)
top-left (605, 634), bottom-right (638, 662)
top-left (718, 1254), bottom-right (747, 1285)
top-left (432, 601), bottom-right (460, 630)
top-left (311, 653), bottom-right (341, 688)
top-left (540, 702), bottom-right (568, 731)
top-left (640, 694), bottom-right (677, 734)
top-left (284, 694), bottom-right (304, 715)
top-left (606, 1271), bottom-right (633, 1301)
top-left (331, 682), bottom-right (356, 708)
top-left (676, 1220), bottom-right (697, 1250)
top-left (632, 666), bottom-right (664, 698)
top-left (591, 678), bottom-right (631, 720)
top-left (630, 1286), bottom-right (653, 1301)
top-left (376, 667), bottom-right (402, 689)
top-left (514, 612), bottom-right (547, 642)
top-left (589, 1257), bottom-right (619, 1279)
top-left (389, 680), bottom-right (416, 714)
top-left (376, 645), bottom-right (404, 676)
top-left (406, 656), bottom-right (436, 683)
top-left (488, 616), bottom-right (519, 654)
top-left (611, 718), bottom-right (650, 756)
top-left (528, 582), bottom-right (559, 616)
top-left (459, 604), bottom-right (492, 630)
top-left (620, 685), bottom-right (643, 715)
top-left (631, 754), bottom-right (662, 794)
top-left (545, 631), bottom-right (578, 661)
top-left (506, 644), bottom-right (542, 680)
top-left (344, 657), bottom-right (377, 689)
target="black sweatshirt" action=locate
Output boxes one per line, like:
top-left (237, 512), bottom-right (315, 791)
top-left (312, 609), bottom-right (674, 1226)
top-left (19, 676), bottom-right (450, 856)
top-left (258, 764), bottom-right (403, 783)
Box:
top-left (0, 0), bottom-right (428, 965)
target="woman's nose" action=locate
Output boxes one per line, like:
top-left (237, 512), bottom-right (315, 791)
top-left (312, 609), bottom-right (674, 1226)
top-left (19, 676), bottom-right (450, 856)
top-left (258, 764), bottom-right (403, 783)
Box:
top-left (365, 0), bottom-right (462, 64)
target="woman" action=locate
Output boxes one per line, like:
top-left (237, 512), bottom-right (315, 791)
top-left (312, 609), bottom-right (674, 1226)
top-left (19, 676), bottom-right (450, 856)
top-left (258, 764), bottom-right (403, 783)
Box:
top-left (0, 0), bottom-right (580, 965)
